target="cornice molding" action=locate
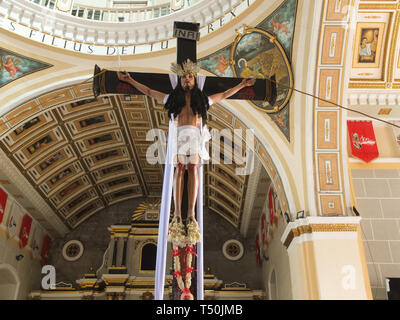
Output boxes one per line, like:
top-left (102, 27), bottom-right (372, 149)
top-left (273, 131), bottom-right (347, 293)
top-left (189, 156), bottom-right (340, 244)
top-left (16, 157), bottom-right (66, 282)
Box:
top-left (344, 92), bottom-right (400, 107)
top-left (0, 0), bottom-right (246, 48)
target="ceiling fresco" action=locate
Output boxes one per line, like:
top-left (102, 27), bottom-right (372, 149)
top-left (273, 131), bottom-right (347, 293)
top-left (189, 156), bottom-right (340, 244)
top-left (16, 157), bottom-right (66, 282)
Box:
top-left (199, 0), bottom-right (298, 140)
top-left (0, 47), bottom-right (52, 88)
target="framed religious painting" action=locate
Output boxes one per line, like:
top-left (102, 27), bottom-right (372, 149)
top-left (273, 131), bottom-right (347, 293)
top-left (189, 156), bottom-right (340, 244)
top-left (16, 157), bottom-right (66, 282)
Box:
top-left (352, 22), bottom-right (386, 69)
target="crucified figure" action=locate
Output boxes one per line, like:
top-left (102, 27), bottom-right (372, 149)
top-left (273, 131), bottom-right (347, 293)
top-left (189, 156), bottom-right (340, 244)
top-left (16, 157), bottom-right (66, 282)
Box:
top-left (117, 60), bottom-right (255, 240)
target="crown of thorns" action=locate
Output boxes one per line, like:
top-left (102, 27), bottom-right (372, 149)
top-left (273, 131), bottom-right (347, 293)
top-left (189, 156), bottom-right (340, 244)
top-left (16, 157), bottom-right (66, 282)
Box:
top-left (170, 59), bottom-right (200, 76)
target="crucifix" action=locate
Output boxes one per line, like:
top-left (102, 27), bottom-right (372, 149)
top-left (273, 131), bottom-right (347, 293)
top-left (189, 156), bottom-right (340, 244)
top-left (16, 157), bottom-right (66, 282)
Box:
top-left (93, 21), bottom-right (277, 300)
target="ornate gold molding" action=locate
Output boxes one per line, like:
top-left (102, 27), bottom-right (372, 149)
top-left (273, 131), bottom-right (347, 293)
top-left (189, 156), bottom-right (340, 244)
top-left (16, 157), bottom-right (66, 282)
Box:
top-left (348, 82), bottom-right (387, 89)
top-left (358, 3), bottom-right (397, 11)
top-left (283, 223), bottom-right (359, 248)
top-left (387, 11), bottom-right (400, 82)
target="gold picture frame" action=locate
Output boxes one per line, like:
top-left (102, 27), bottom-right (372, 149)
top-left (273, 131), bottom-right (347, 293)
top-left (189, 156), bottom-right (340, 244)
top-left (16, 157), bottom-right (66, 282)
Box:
top-left (352, 22), bottom-right (386, 69)
top-left (230, 26), bottom-right (293, 114)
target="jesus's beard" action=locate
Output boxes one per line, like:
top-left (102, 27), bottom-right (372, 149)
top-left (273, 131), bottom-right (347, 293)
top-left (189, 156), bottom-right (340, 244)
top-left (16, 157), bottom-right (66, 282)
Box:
top-left (183, 83), bottom-right (194, 92)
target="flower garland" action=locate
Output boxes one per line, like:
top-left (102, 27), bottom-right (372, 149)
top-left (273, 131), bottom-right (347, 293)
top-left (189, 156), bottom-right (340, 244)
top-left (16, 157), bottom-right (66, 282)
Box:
top-left (168, 217), bottom-right (201, 300)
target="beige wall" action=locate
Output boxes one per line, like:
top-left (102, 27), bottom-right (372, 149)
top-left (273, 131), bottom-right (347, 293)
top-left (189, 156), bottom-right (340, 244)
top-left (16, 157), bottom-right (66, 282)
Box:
top-left (351, 167), bottom-right (400, 299)
top-left (0, 237), bottom-right (43, 299)
top-left (282, 217), bottom-right (372, 300)
top-left (261, 214), bottom-right (293, 300)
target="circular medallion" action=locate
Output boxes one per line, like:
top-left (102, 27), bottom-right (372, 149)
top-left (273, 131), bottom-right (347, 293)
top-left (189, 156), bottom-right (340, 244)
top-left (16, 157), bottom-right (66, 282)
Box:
top-left (222, 239), bottom-right (244, 261)
top-left (62, 240), bottom-right (84, 262)
top-left (230, 26), bottom-right (293, 113)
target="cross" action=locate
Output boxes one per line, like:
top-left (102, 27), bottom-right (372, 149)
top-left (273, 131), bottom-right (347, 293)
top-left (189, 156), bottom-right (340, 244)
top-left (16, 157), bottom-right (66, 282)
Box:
top-left (93, 22), bottom-right (277, 105)
top-left (92, 22), bottom-right (277, 300)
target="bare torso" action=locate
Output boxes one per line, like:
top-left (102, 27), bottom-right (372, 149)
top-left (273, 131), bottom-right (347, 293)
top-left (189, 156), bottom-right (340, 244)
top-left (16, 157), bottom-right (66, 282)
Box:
top-left (176, 92), bottom-right (202, 128)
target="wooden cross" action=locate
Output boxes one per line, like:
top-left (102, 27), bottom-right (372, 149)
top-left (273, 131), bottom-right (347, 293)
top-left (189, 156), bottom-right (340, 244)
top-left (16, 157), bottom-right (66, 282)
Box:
top-left (93, 22), bottom-right (277, 105)
top-left (92, 21), bottom-right (277, 300)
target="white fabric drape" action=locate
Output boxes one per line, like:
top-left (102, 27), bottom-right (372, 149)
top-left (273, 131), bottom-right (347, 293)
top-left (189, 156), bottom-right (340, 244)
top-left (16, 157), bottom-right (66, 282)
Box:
top-left (155, 73), bottom-right (205, 300)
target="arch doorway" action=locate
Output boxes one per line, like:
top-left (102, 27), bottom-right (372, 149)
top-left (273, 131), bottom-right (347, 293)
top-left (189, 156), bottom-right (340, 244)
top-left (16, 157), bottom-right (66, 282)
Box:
top-left (0, 264), bottom-right (20, 300)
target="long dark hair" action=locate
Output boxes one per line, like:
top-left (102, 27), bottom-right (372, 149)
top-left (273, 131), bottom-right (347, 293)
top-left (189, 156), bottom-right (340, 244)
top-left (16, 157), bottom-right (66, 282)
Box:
top-left (164, 77), bottom-right (210, 123)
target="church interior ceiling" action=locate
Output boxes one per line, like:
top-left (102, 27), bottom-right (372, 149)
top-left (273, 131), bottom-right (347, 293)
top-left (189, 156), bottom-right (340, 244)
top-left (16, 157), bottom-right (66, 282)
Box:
top-left (2, 0), bottom-right (399, 234)
top-left (0, 82), bottom-right (266, 230)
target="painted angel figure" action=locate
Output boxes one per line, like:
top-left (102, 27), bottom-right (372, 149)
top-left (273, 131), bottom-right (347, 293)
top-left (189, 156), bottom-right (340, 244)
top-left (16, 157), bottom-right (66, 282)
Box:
top-left (214, 54), bottom-right (229, 76)
top-left (1, 56), bottom-right (22, 78)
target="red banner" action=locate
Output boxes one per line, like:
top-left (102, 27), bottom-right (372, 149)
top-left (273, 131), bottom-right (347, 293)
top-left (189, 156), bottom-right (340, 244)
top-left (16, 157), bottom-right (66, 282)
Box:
top-left (347, 121), bottom-right (379, 162)
top-left (260, 213), bottom-right (266, 245)
top-left (255, 234), bottom-right (260, 265)
top-left (268, 188), bottom-right (274, 226)
top-left (41, 235), bottom-right (51, 266)
top-left (19, 214), bottom-right (32, 249)
top-left (0, 187), bottom-right (7, 224)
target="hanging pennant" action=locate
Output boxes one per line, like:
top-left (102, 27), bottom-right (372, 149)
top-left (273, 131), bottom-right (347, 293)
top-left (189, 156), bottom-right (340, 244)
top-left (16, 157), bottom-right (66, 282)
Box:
top-left (255, 233), bottom-right (261, 265)
top-left (268, 187), bottom-right (275, 226)
top-left (31, 226), bottom-right (42, 260)
top-left (7, 203), bottom-right (22, 239)
top-left (19, 214), bottom-right (32, 249)
top-left (260, 212), bottom-right (266, 246)
top-left (41, 235), bottom-right (51, 266)
top-left (0, 187), bottom-right (7, 224)
top-left (347, 120), bottom-right (379, 162)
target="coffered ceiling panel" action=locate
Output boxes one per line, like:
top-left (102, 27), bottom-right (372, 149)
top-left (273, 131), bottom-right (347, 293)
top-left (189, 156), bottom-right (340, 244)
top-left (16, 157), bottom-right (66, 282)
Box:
top-left (0, 81), bottom-right (261, 230)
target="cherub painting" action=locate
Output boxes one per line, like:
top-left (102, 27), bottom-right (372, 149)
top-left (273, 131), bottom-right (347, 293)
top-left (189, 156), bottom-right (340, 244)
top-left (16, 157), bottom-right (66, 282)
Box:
top-left (214, 54), bottom-right (229, 76)
top-left (258, 0), bottom-right (297, 57)
top-left (0, 48), bottom-right (52, 88)
top-left (270, 19), bottom-right (290, 35)
top-left (1, 56), bottom-right (22, 78)
top-left (199, 47), bottom-right (233, 78)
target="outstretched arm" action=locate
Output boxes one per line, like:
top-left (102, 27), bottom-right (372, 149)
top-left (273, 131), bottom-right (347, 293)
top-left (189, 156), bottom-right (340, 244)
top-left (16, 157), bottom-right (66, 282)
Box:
top-left (209, 78), bottom-right (256, 105)
top-left (117, 71), bottom-right (167, 103)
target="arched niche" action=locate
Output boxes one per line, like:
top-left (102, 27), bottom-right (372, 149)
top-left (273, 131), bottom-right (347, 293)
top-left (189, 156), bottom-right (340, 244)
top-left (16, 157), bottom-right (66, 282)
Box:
top-left (0, 264), bottom-right (20, 300)
top-left (140, 242), bottom-right (157, 272)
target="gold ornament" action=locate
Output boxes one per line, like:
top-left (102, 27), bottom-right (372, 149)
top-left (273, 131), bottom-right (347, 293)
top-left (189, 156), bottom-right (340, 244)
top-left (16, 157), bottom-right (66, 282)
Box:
top-left (170, 59), bottom-right (200, 77)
